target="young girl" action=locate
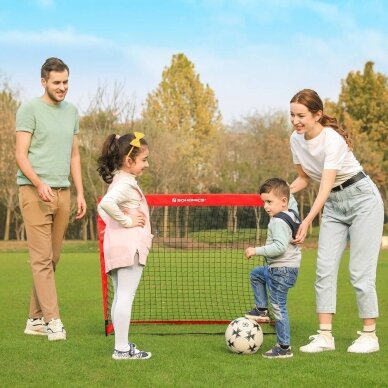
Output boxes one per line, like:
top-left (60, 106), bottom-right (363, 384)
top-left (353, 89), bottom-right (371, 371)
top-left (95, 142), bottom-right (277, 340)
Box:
top-left (289, 89), bottom-right (384, 354)
top-left (97, 132), bottom-right (152, 360)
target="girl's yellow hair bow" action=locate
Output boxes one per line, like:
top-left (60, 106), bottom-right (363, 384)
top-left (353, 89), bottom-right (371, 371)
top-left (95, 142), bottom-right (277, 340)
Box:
top-left (127, 132), bottom-right (145, 157)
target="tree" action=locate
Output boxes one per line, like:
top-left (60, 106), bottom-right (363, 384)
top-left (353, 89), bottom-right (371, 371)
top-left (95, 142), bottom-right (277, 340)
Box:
top-left (223, 111), bottom-right (294, 193)
top-left (77, 83), bottom-right (137, 240)
top-left (339, 62), bottom-right (388, 143)
top-left (142, 53), bottom-right (223, 194)
top-left (338, 62), bottom-right (388, 209)
top-left (141, 53), bottom-right (224, 239)
top-left (215, 111), bottom-right (301, 234)
top-left (0, 81), bottom-right (20, 240)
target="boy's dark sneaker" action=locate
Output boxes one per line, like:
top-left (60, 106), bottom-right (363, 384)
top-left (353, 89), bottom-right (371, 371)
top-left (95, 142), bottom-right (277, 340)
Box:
top-left (245, 307), bottom-right (270, 322)
top-left (262, 345), bottom-right (293, 359)
top-left (112, 343), bottom-right (152, 360)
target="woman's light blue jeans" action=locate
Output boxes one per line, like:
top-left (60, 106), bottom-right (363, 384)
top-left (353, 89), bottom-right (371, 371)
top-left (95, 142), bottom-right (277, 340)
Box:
top-left (250, 265), bottom-right (298, 346)
top-left (316, 176), bottom-right (384, 318)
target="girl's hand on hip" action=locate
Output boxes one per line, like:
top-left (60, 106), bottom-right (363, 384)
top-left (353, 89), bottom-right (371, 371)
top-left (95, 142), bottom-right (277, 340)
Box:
top-left (130, 209), bottom-right (146, 228)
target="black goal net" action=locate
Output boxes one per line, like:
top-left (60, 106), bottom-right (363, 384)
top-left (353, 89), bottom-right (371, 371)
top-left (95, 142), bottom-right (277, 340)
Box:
top-left (97, 194), bottom-right (268, 335)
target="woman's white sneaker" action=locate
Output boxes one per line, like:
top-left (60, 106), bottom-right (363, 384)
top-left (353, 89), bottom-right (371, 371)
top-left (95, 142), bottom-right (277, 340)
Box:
top-left (299, 330), bottom-right (335, 353)
top-left (347, 331), bottom-right (379, 353)
top-left (47, 318), bottom-right (67, 341)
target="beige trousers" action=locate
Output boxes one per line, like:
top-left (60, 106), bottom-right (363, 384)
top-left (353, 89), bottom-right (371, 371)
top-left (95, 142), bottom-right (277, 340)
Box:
top-left (19, 185), bottom-right (71, 321)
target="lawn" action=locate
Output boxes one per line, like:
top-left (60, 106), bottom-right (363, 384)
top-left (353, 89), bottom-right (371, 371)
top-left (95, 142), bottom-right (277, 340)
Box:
top-left (0, 241), bottom-right (387, 387)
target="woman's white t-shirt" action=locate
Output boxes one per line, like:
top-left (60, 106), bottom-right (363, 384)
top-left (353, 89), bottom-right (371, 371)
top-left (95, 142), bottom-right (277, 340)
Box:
top-left (290, 127), bottom-right (362, 186)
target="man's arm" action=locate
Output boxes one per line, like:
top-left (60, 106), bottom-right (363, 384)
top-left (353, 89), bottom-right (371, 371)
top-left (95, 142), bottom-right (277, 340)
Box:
top-left (70, 136), bottom-right (87, 219)
top-left (15, 131), bottom-right (54, 202)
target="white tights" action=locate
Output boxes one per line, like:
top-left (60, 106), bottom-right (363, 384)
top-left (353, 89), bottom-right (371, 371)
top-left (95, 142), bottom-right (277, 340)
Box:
top-left (110, 257), bottom-right (144, 352)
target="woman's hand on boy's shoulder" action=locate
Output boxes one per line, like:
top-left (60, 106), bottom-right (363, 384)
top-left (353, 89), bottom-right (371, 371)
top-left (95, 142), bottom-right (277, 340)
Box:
top-left (292, 219), bottom-right (309, 244)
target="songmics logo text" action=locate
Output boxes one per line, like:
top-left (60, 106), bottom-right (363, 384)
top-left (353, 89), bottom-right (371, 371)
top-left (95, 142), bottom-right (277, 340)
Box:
top-left (171, 198), bottom-right (207, 203)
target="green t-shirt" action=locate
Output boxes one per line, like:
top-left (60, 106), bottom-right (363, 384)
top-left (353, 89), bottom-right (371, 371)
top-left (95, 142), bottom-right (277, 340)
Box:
top-left (16, 97), bottom-right (79, 187)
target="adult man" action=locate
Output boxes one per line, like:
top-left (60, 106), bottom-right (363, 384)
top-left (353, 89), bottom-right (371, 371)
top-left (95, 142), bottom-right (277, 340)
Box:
top-left (15, 57), bottom-right (86, 341)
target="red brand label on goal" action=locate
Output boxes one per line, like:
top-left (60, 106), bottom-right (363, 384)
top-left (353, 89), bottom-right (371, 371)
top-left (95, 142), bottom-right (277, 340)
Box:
top-left (145, 194), bottom-right (264, 207)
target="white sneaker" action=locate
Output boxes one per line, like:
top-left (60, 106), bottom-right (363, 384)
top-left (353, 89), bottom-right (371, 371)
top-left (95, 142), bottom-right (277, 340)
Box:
top-left (24, 318), bottom-right (47, 336)
top-left (347, 331), bottom-right (379, 353)
top-left (299, 330), bottom-right (335, 353)
top-left (47, 318), bottom-right (67, 341)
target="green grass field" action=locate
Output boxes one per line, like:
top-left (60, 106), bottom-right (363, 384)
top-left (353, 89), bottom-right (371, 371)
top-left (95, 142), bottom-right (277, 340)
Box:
top-left (0, 241), bottom-right (387, 387)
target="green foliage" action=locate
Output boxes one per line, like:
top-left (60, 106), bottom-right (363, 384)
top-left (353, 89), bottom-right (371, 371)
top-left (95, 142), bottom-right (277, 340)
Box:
top-left (338, 62), bottom-right (388, 189)
top-left (143, 53), bottom-right (222, 136)
top-left (340, 62), bottom-right (388, 139)
top-left (142, 53), bottom-right (223, 193)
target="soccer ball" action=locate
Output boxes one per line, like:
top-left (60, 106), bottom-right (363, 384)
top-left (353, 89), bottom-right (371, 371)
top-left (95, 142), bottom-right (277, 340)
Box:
top-left (225, 317), bottom-right (263, 354)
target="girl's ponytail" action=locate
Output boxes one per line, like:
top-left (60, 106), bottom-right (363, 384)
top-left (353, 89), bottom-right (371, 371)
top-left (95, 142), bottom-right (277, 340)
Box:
top-left (97, 134), bottom-right (120, 184)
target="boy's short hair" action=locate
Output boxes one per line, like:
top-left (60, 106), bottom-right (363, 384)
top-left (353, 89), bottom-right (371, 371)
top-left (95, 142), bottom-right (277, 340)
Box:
top-left (259, 178), bottom-right (290, 200)
top-left (41, 57), bottom-right (69, 79)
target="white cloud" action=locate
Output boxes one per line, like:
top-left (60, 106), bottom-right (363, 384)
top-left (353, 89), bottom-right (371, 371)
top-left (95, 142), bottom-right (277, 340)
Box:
top-left (195, 0), bottom-right (342, 25)
top-left (35, 0), bottom-right (55, 8)
top-left (123, 45), bottom-right (173, 80)
top-left (0, 27), bottom-right (114, 48)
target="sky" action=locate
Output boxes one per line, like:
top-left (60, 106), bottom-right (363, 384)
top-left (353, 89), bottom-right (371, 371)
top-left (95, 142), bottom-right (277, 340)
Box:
top-left (0, 0), bottom-right (387, 123)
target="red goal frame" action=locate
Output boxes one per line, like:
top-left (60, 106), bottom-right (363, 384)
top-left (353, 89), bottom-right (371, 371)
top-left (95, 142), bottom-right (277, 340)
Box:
top-left (97, 194), bottom-right (265, 335)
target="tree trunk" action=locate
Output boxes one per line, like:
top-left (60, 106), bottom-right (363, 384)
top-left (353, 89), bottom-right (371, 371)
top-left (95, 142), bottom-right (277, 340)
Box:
top-left (163, 206), bottom-right (169, 238)
top-left (17, 224), bottom-right (25, 241)
top-left (82, 218), bottom-right (88, 241)
top-left (183, 206), bottom-right (189, 238)
top-left (227, 207), bottom-right (233, 232)
top-left (175, 207), bottom-right (181, 238)
top-left (232, 206), bottom-right (238, 233)
top-left (254, 207), bottom-right (261, 245)
top-left (89, 215), bottom-right (96, 240)
top-left (4, 207), bottom-right (11, 241)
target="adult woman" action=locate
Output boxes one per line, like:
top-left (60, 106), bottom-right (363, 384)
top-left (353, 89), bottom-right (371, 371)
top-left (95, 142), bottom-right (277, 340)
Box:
top-left (289, 89), bottom-right (384, 354)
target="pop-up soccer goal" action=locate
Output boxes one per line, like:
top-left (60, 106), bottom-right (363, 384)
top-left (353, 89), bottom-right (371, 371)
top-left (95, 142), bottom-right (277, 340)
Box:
top-left (97, 194), bottom-right (268, 335)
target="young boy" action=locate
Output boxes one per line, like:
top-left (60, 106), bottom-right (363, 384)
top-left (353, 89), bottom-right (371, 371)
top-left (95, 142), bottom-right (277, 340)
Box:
top-left (244, 178), bottom-right (301, 358)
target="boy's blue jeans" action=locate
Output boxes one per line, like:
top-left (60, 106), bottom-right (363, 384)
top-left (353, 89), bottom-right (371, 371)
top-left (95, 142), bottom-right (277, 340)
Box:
top-left (250, 265), bottom-right (298, 346)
